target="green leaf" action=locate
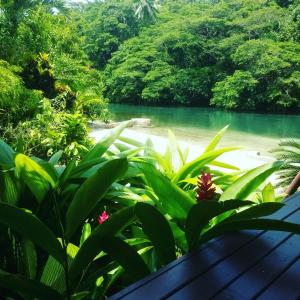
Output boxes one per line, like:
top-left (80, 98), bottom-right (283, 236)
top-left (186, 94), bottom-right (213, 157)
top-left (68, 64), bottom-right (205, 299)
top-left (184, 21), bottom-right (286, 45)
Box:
top-left (0, 171), bottom-right (20, 205)
top-left (117, 147), bottom-right (144, 159)
top-left (34, 158), bottom-right (59, 184)
top-left (0, 139), bottom-right (14, 169)
top-left (80, 121), bottom-right (130, 164)
top-left (71, 292), bottom-right (90, 300)
top-left (185, 200), bottom-right (254, 250)
top-left (114, 142), bottom-right (131, 152)
top-left (173, 146), bottom-right (240, 183)
top-left (204, 125), bottom-right (229, 153)
top-left (199, 218), bottom-right (300, 246)
top-left (69, 157), bottom-right (106, 179)
top-left (220, 161), bottom-right (283, 201)
top-left (0, 270), bottom-right (63, 300)
top-left (80, 223), bottom-right (91, 247)
top-left (169, 221), bottom-right (188, 252)
top-left (222, 202), bottom-right (284, 223)
top-left (168, 130), bottom-right (185, 167)
top-left (262, 183), bottom-right (276, 202)
top-left (66, 158), bottom-right (128, 240)
top-left (58, 159), bottom-right (76, 185)
top-left (69, 206), bottom-right (135, 288)
top-left (15, 154), bottom-right (55, 202)
top-left (100, 237), bottom-right (150, 282)
top-left (0, 202), bottom-right (65, 265)
top-left (209, 160), bottom-right (240, 170)
top-left (138, 163), bottom-right (194, 219)
top-left (136, 203), bottom-right (176, 265)
top-left (118, 135), bottom-right (144, 147)
top-left (41, 243), bottom-right (78, 294)
top-left (49, 150), bottom-right (63, 166)
top-left (21, 238), bottom-right (37, 280)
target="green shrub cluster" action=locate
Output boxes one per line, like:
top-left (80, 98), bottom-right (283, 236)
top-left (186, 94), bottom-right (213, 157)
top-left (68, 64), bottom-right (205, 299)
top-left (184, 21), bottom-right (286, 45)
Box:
top-left (99, 0), bottom-right (300, 112)
top-left (0, 124), bottom-right (299, 299)
top-left (0, 1), bottom-right (109, 160)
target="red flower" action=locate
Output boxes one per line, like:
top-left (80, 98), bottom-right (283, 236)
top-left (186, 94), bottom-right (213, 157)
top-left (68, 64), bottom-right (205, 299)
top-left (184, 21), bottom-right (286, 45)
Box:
top-left (98, 211), bottom-right (109, 224)
top-left (196, 171), bottom-right (216, 202)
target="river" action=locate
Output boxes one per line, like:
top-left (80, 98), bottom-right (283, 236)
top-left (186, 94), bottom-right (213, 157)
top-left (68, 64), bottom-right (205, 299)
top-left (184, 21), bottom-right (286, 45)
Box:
top-left (109, 104), bottom-right (300, 156)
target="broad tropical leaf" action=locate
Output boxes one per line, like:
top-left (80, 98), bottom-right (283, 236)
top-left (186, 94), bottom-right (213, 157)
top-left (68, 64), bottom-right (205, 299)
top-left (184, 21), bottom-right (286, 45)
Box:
top-left (0, 139), bottom-right (14, 169)
top-left (138, 163), bottom-right (194, 219)
top-left (15, 154), bottom-right (55, 202)
top-left (49, 150), bottom-right (63, 166)
top-left (261, 183), bottom-right (276, 202)
top-left (69, 206), bottom-right (135, 288)
top-left (100, 236), bottom-right (150, 282)
top-left (66, 158), bottom-right (128, 239)
top-left (80, 223), bottom-right (91, 246)
top-left (0, 270), bottom-right (63, 300)
top-left (221, 202), bottom-right (284, 223)
top-left (199, 218), bottom-right (300, 245)
top-left (80, 121), bottom-right (130, 164)
top-left (136, 202), bottom-right (176, 265)
top-left (0, 202), bottom-right (65, 265)
top-left (21, 238), bottom-right (37, 280)
top-left (204, 125), bottom-right (229, 153)
top-left (185, 200), bottom-right (254, 250)
top-left (41, 243), bottom-right (78, 294)
top-left (0, 171), bottom-right (20, 205)
top-left (173, 146), bottom-right (240, 183)
top-left (220, 161), bottom-right (283, 201)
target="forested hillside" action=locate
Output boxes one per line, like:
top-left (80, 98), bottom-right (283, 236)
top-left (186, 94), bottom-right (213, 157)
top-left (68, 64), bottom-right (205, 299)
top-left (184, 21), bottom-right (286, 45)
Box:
top-left (1, 2), bottom-right (300, 299)
top-left (0, 0), bottom-right (300, 159)
top-left (91, 0), bottom-right (300, 111)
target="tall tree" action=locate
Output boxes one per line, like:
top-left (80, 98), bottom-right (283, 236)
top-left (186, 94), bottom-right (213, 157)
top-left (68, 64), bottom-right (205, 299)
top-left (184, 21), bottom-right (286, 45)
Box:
top-left (134, 0), bottom-right (160, 21)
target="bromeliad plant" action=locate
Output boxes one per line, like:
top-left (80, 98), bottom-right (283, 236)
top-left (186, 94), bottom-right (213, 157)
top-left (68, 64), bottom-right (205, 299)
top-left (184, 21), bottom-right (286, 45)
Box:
top-left (0, 122), bottom-right (300, 299)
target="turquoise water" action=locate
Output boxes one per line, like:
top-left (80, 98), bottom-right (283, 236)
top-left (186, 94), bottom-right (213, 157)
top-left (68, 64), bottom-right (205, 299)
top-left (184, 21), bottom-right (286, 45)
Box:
top-left (110, 104), bottom-right (300, 154)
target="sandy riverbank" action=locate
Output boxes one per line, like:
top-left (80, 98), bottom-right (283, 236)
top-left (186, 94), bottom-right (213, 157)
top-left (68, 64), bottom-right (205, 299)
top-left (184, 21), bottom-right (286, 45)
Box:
top-left (90, 127), bottom-right (275, 170)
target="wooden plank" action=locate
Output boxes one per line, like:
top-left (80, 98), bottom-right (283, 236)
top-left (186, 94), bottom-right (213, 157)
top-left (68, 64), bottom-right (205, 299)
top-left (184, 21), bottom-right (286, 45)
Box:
top-left (109, 199), bottom-right (300, 300)
top-left (213, 233), bottom-right (300, 299)
top-left (110, 234), bottom-right (257, 300)
top-left (256, 258), bottom-right (300, 300)
top-left (108, 238), bottom-right (221, 300)
top-left (284, 192), bottom-right (300, 205)
top-left (166, 208), bottom-right (300, 300)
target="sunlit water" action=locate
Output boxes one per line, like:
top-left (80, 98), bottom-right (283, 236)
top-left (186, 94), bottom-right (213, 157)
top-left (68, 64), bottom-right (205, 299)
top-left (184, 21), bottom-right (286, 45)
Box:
top-left (109, 104), bottom-right (300, 156)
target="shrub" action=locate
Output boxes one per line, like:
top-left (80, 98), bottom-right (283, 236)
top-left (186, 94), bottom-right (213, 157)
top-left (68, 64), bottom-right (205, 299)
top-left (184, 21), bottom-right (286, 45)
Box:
top-left (3, 100), bottom-right (91, 162)
top-left (0, 60), bottom-right (43, 130)
top-left (0, 124), bottom-right (298, 299)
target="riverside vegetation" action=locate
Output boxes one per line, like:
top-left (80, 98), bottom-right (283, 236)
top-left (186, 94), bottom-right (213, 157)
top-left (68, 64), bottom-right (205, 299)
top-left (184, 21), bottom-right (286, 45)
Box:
top-left (1, 124), bottom-right (300, 299)
top-left (1, 0), bottom-right (300, 160)
top-left (1, 0), bottom-right (300, 298)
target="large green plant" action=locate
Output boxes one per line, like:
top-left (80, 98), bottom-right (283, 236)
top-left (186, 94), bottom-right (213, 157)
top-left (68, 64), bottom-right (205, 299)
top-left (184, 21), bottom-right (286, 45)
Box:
top-left (0, 123), bottom-right (300, 299)
top-left (0, 123), bottom-right (148, 298)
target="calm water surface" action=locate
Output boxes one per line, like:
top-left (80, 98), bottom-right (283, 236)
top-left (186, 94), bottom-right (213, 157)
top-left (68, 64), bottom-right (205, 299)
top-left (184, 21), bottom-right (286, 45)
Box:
top-left (110, 104), bottom-right (300, 155)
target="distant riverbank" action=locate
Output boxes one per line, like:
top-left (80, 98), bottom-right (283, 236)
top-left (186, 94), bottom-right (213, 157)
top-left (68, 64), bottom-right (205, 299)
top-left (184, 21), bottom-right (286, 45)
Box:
top-left (108, 104), bottom-right (300, 157)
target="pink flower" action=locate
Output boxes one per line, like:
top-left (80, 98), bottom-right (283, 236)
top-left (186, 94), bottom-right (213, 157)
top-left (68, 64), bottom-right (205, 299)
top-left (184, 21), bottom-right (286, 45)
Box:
top-left (196, 171), bottom-right (216, 202)
top-left (98, 211), bottom-right (109, 224)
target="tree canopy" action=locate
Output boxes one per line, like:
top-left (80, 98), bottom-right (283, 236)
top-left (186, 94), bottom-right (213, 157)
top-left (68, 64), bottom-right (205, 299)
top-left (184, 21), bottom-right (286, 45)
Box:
top-left (81, 0), bottom-right (300, 112)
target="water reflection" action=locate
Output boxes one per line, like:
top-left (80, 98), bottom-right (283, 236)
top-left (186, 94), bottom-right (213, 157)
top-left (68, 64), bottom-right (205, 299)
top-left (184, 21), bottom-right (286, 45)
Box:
top-left (110, 104), bottom-right (300, 139)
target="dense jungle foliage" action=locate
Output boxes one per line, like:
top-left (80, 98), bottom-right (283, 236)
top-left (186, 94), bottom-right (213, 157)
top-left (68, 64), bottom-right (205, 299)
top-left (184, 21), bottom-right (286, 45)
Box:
top-left (1, 1), bottom-right (300, 298)
top-left (95, 0), bottom-right (300, 111)
top-left (1, 0), bottom-right (300, 160)
top-left (1, 124), bottom-right (300, 299)
top-left (0, 0), bottom-right (109, 160)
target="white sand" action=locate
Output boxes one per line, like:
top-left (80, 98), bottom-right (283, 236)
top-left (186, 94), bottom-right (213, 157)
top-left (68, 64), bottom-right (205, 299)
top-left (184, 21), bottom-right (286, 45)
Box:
top-left (90, 127), bottom-right (274, 170)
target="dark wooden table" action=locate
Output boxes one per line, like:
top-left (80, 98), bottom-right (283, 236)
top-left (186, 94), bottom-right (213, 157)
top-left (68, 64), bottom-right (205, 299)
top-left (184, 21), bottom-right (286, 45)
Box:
top-left (110, 192), bottom-right (300, 300)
